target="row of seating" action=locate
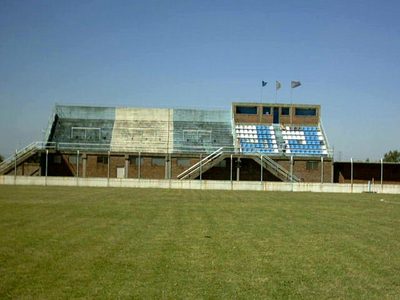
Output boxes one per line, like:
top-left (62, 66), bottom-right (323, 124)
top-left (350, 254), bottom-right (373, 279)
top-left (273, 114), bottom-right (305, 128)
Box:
top-left (287, 149), bottom-right (328, 155)
top-left (237, 133), bottom-right (276, 139)
top-left (236, 123), bottom-right (328, 156)
top-left (241, 142), bottom-right (278, 149)
top-left (287, 144), bottom-right (325, 150)
top-left (284, 126), bottom-right (318, 131)
top-left (286, 140), bottom-right (323, 145)
top-left (283, 131), bottom-right (321, 136)
top-left (236, 124), bottom-right (274, 130)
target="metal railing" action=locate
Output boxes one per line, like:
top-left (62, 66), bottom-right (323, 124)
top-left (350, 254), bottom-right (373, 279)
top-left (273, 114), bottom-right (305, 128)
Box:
top-left (257, 155), bottom-right (300, 182)
top-left (0, 142), bottom-right (56, 174)
top-left (177, 147), bottom-right (224, 180)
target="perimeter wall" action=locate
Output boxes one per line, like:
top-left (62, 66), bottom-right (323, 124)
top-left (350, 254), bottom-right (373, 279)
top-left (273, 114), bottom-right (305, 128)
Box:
top-left (1, 176), bottom-right (399, 194)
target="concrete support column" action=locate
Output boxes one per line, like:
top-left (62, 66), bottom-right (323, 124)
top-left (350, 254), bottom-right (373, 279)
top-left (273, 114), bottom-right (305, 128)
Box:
top-left (107, 151), bottom-right (110, 180)
top-left (321, 156), bottom-right (324, 184)
top-left (236, 158), bottom-right (240, 182)
top-left (164, 154), bottom-right (170, 179)
top-left (76, 150), bottom-right (79, 178)
top-left (125, 154), bottom-right (129, 179)
top-left (82, 153), bottom-right (87, 178)
top-left (290, 156), bottom-right (293, 182)
top-left (45, 150), bottom-right (49, 177)
top-left (199, 154), bottom-right (202, 181)
top-left (138, 152), bottom-right (141, 179)
top-left (230, 154), bottom-right (233, 182)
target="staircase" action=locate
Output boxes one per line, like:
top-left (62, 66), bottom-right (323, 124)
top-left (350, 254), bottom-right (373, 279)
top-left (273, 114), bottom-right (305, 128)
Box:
top-left (0, 142), bottom-right (42, 175)
top-left (273, 124), bottom-right (285, 151)
top-left (177, 147), bottom-right (225, 180)
top-left (252, 155), bottom-right (300, 182)
top-left (61, 154), bottom-right (77, 176)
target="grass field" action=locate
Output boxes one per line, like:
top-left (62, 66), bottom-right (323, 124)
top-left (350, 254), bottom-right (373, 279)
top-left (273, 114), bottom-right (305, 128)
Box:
top-left (0, 185), bottom-right (399, 299)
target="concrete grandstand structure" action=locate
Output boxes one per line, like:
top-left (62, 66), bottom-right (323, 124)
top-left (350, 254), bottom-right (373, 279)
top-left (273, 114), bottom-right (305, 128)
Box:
top-left (1, 102), bottom-right (343, 183)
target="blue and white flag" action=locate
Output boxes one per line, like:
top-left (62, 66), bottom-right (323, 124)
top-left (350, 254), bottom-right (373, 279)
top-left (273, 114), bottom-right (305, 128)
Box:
top-left (291, 81), bottom-right (301, 88)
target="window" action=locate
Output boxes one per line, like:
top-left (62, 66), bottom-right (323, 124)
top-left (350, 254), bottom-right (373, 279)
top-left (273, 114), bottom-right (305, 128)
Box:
top-left (262, 107), bottom-right (271, 115)
top-left (97, 156), bottom-right (108, 164)
top-left (129, 156), bottom-right (143, 166)
top-left (152, 157), bottom-right (165, 166)
top-left (306, 161), bottom-right (319, 170)
top-left (281, 107), bottom-right (290, 115)
top-left (236, 106), bottom-right (257, 114)
top-left (177, 158), bottom-right (191, 167)
top-left (71, 127), bottom-right (101, 141)
top-left (295, 108), bottom-right (317, 116)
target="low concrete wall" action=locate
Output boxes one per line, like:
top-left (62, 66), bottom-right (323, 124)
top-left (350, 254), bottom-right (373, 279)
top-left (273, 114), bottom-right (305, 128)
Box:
top-left (1, 176), bottom-right (399, 194)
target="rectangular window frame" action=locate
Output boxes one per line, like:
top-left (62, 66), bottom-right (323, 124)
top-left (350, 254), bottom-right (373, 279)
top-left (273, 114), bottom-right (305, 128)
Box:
top-left (281, 107), bottom-right (290, 116)
top-left (306, 161), bottom-right (320, 170)
top-left (236, 106), bottom-right (258, 115)
top-left (295, 108), bottom-right (317, 116)
top-left (262, 107), bottom-right (271, 115)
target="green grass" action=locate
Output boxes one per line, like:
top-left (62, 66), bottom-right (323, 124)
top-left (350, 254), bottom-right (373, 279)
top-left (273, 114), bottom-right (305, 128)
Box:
top-left (0, 186), bottom-right (399, 299)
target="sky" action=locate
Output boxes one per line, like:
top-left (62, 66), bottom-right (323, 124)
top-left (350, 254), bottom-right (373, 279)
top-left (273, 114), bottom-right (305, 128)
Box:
top-left (0, 0), bottom-right (399, 161)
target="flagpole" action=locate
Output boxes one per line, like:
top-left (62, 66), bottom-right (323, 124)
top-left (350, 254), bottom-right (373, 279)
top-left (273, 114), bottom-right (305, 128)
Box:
top-left (290, 87), bottom-right (293, 105)
top-left (290, 87), bottom-right (293, 125)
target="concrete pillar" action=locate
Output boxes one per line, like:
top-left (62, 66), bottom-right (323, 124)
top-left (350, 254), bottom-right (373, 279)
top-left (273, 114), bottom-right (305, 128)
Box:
top-left (125, 154), bottom-right (129, 178)
top-left (138, 152), bottom-right (141, 179)
top-left (230, 154), bottom-right (233, 182)
top-left (320, 156), bottom-right (324, 184)
top-left (165, 154), bottom-right (169, 179)
top-left (236, 158), bottom-right (240, 181)
top-left (82, 153), bottom-right (87, 178)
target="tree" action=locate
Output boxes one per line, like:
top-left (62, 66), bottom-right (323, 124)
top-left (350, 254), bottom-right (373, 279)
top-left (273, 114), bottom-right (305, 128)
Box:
top-left (0, 154), bottom-right (3, 163)
top-left (383, 150), bottom-right (400, 162)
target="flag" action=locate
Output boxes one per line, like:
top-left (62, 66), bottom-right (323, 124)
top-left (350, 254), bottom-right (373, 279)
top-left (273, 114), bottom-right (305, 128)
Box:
top-left (291, 81), bottom-right (301, 88)
top-left (276, 80), bottom-right (281, 90)
top-left (262, 81), bottom-right (267, 87)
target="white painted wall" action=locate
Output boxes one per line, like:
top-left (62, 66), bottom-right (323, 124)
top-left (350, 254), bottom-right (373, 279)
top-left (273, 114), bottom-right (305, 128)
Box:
top-left (1, 176), bottom-right (400, 194)
top-left (111, 108), bottom-right (173, 153)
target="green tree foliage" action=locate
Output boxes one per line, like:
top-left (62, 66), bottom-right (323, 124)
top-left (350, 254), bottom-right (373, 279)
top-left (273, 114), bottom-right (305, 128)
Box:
top-left (0, 154), bottom-right (3, 163)
top-left (383, 150), bottom-right (400, 162)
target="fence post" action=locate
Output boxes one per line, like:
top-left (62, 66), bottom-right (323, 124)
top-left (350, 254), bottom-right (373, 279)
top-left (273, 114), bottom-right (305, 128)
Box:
top-left (380, 158), bottom-right (383, 192)
top-left (45, 149), bottom-right (48, 186)
top-left (350, 157), bottom-right (353, 193)
top-left (107, 151), bottom-right (110, 186)
top-left (199, 154), bottom-right (202, 182)
top-left (76, 150), bottom-right (79, 186)
top-left (260, 155), bottom-right (263, 182)
top-left (14, 149), bottom-right (17, 184)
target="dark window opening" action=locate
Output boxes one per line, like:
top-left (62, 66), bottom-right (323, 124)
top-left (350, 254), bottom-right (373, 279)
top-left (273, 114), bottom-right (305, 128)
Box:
top-left (97, 156), bottom-right (108, 164)
top-left (281, 107), bottom-right (290, 115)
top-left (236, 106), bottom-right (257, 114)
top-left (295, 108), bottom-right (317, 116)
top-left (152, 157), bottom-right (165, 166)
top-left (177, 158), bottom-right (191, 167)
top-left (129, 156), bottom-right (144, 166)
top-left (306, 161), bottom-right (319, 170)
top-left (262, 107), bottom-right (271, 115)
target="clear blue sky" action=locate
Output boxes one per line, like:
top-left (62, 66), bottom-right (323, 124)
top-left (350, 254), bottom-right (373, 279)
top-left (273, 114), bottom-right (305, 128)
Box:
top-left (1, 0), bottom-right (399, 161)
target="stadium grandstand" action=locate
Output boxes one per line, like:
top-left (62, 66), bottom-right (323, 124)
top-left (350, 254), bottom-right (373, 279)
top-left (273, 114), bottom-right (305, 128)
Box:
top-left (0, 102), bottom-right (342, 183)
